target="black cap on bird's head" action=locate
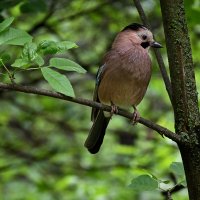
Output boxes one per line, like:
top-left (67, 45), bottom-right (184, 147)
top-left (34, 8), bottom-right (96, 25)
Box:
top-left (122, 23), bottom-right (147, 31)
top-left (122, 23), bottom-right (162, 49)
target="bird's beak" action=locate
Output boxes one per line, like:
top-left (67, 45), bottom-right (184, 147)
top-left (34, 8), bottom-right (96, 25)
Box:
top-left (150, 41), bottom-right (162, 48)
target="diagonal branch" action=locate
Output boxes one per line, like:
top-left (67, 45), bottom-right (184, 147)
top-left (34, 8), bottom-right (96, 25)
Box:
top-left (133, 0), bottom-right (173, 104)
top-left (0, 82), bottom-right (181, 143)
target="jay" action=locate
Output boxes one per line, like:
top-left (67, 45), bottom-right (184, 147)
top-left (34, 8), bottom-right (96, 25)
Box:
top-left (85, 23), bottom-right (162, 154)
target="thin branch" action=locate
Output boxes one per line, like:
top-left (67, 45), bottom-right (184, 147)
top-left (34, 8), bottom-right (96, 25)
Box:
top-left (133, 0), bottom-right (173, 104)
top-left (0, 59), bottom-right (15, 83)
top-left (162, 184), bottom-right (185, 199)
top-left (0, 82), bottom-right (181, 143)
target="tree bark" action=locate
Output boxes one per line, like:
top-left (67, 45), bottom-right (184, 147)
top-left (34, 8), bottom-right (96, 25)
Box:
top-left (160, 0), bottom-right (200, 199)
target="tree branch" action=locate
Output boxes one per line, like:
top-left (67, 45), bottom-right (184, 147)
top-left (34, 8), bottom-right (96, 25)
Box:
top-left (162, 184), bottom-right (185, 199)
top-left (133, 0), bottom-right (173, 104)
top-left (0, 82), bottom-right (181, 143)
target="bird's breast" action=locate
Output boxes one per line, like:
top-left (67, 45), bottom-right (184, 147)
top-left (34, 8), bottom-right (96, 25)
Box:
top-left (98, 48), bottom-right (151, 107)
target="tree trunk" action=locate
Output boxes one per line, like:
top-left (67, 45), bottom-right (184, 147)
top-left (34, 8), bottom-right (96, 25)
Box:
top-left (179, 144), bottom-right (200, 199)
top-left (160, 0), bottom-right (200, 199)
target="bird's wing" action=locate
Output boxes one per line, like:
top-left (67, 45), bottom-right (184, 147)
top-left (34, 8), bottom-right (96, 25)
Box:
top-left (91, 64), bottom-right (106, 121)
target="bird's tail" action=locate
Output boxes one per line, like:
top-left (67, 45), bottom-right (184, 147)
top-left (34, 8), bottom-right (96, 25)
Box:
top-left (84, 110), bottom-right (110, 154)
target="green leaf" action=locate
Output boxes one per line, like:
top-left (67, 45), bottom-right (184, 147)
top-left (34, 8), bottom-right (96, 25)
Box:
top-left (144, 171), bottom-right (170, 184)
top-left (34, 55), bottom-right (44, 67)
top-left (12, 42), bottom-right (44, 68)
top-left (144, 171), bottom-right (159, 181)
top-left (129, 175), bottom-right (158, 191)
top-left (180, 180), bottom-right (187, 187)
top-left (0, 17), bottom-right (14, 32)
top-left (41, 67), bottom-right (75, 97)
top-left (50, 58), bottom-right (86, 73)
top-left (11, 58), bottom-right (29, 68)
top-left (38, 40), bottom-right (78, 55)
top-left (12, 55), bottom-right (44, 68)
top-left (170, 162), bottom-right (185, 177)
top-left (0, 27), bottom-right (32, 45)
top-left (38, 40), bottom-right (52, 49)
top-left (38, 40), bottom-right (59, 54)
top-left (22, 42), bottom-right (37, 60)
top-left (57, 41), bottom-right (78, 51)
top-left (161, 180), bottom-right (170, 184)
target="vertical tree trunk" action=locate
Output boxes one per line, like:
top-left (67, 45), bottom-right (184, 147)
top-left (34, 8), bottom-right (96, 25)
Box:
top-left (160, 0), bottom-right (200, 199)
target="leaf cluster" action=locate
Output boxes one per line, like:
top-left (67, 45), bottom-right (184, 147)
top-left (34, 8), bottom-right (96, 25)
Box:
top-left (0, 17), bottom-right (86, 97)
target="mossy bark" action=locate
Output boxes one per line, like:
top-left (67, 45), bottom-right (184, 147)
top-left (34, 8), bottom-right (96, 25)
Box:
top-left (160, 0), bottom-right (200, 199)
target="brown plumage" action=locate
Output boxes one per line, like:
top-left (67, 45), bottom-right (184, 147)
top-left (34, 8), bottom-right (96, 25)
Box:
top-left (85, 23), bottom-right (162, 154)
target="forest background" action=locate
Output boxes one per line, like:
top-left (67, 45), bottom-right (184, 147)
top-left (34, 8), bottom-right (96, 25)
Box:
top-left (0, 0), bottom-right (200, 199)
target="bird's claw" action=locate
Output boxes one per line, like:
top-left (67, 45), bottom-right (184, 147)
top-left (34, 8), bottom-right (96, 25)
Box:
top-left (132, 107), bottom-right (140, 125)
top-left (110, 104), bottom-right (118, 118)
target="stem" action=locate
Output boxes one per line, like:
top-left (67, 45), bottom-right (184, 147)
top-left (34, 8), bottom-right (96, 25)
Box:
top-left (167, 191), bottom-right (173, 200)
top-left (13, 67), bottom-right (41, 75)
top-left (0, 59), bottom-right (15, 83)
top-left (161, 183), bottom-right (185, 199)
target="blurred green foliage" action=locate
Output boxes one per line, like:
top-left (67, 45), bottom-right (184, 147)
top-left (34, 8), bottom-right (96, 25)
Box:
top-left (0, 0), bottom-right (200, 199)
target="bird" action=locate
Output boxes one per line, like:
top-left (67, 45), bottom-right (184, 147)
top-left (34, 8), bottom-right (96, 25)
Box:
top-left (84, 23), bottom-right (162, 154)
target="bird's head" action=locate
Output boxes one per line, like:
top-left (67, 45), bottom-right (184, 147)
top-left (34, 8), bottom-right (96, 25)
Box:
top-left (113, 23), bottom-right (162, 50)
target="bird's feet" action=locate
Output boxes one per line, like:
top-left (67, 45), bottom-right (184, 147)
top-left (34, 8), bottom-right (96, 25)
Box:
top-left (110, 103), bottom-right (118, 118)
top-left (132, 106), bottom-right (140, 125)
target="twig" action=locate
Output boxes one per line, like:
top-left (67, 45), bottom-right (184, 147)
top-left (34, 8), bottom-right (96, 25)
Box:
top-left (0, 59), bottom-right (15, 83)
top-left (167, 191), bottom-right (173, 200)
top-left (133, 0), bottom-right (173, 104)
top-left (0, 82), bottom-right (181, 143)
top-left (162, 184), bottom-right (185, 199)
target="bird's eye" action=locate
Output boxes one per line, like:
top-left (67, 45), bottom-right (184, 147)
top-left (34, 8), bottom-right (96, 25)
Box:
top-left (142, 35), bottom-right (147, 40)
